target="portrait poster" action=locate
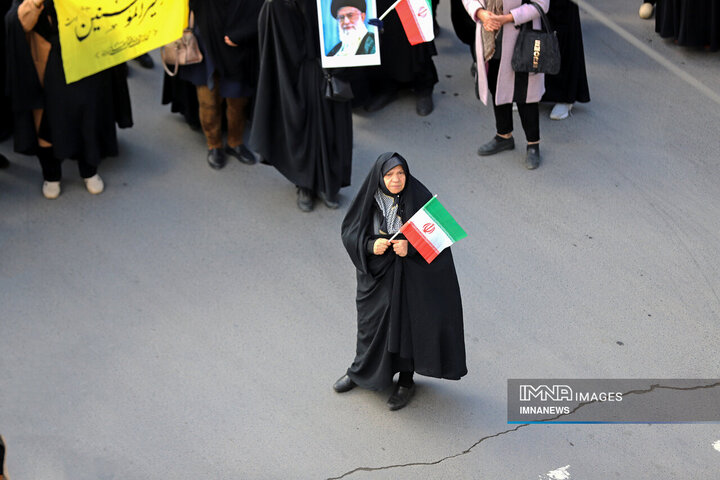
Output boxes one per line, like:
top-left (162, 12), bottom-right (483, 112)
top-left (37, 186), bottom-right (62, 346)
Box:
top-left (317, 0), bottom-right (381, 68)
top-left (56, 0), bottom-right (188, 84)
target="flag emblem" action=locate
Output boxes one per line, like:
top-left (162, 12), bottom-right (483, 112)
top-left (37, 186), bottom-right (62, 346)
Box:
top-left (395, 0), bottom-right (435, 46)
top-left (399, 196), bottom-right (467, 263)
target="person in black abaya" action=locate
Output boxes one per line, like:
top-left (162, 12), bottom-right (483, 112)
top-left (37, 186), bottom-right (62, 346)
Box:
top-left (5, 0), bottom-right (132, 198)
top-left (161, 72), bottom-right (201, 132)
top-left (249, 0), bottom-right (352, 212)
top-left (541, 0), bottom-right (591, 120)
top-left (181, 0), bottom-right (262, 169)
top-left (1, 0), bottom-right (11, 169)
top-left (1, 0), bottom-right (12, 145)
top-left (363, 0), bottom-right (439, 116)
top-left (335, 152), bottom-right (467, 411)
top-left (655, 0), bottom-right (720, 52)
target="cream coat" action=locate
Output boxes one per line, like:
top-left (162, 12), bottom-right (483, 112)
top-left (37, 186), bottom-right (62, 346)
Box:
top-left (463, 0), bottom-right (550, 105)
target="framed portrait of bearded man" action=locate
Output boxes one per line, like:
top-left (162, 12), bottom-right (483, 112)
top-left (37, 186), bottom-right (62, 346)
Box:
top-left (318, 0), bottom-right (381, 68)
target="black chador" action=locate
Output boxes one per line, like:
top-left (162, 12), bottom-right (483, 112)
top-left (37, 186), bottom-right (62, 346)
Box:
top-left (339, 153), bottom-right (467, 399)
top-left (249, 0), bottom-right (352, 204)
top-left (542, 0), bottom-right (591, 104)
top-left (4, 0), bottom-right (132, 163)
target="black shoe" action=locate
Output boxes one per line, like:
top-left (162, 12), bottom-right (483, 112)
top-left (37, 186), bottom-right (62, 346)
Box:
top-left (225, 144), bottom-right (257, 165)
top-left (416, 94), bottom-right (434, 116)
top-left (134, 53), bottom-right (155, 69)
top-left (477, 136), bottom-right (515, 156)
top-left (525, 144), bottom-right (541, 170)
top-left (317, 190), bottom-right (339, 209)
top-left (0, 153), bottom-right (9, 169)
top-left (207, 148), bottom-right (227, 170)
top-left (296, 187), bottom-right (314, 212)
top-left (387, 382), bottom-right (416, 411)
top-left (333, 374), bottom-right (357, 393)
top-left (364, 90), bottom-right (398, 112)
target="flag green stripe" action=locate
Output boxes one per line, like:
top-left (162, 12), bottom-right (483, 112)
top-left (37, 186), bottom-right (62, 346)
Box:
top-left (424, 197), bottom-right (467, 242)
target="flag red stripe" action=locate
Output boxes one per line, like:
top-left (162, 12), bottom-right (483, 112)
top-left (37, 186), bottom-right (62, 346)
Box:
top-left (395, 0), bottom-right (425, 46)
top-left (401, 221), bottom-right (439, 263)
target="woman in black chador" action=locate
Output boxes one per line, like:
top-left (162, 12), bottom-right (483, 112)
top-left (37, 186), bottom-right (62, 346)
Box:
top-left (5, 0), bottom-right (132, 199)
top-left (249, 0), bottom-right (352, 212)
top-left (335, 152), bottom-right (467, 410)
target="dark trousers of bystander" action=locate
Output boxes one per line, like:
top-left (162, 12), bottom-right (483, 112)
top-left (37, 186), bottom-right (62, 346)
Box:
top-left (487, 59), bottom-right (540, 142)
top-left (37, 146), bottom-right (97, 181)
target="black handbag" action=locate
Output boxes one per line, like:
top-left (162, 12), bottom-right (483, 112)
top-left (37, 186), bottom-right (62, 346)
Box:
top-left (510, 1), bottom-right (561, 75)
top-left (324, 71), bottom-right (354, 102)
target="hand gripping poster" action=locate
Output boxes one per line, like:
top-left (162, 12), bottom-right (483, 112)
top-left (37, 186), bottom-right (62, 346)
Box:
top-left (317, 0), bottom-right (381, 68)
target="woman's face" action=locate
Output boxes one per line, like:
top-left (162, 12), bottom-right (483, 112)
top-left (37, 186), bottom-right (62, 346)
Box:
top-left (383, 165), bottom-right (406, 194)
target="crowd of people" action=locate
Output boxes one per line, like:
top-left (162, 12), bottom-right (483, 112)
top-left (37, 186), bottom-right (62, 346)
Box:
top-left (0, 0), bottom-right (593, 413)
top-left (2, 0), bottom-right (599, 413)
top-left (2, 0), bottom-right (596, 205)
top-left (639, 0), bottom-right (720, 52)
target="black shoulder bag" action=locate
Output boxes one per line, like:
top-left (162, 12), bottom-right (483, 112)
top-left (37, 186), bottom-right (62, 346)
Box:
top-left (323, 70), bottom-right (354, 102)
top-left (510, 1), bottom-right (561, 75)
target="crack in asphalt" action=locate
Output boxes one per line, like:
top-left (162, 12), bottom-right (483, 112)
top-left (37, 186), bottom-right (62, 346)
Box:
top-left (325, 423), bottom-right (529, 480)
top-left (535, 380), bottom-right (720, 423)
top-left (327, 381), bottom-right (720, 479)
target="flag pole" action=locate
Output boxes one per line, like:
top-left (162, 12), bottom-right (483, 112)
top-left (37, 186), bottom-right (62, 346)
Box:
top-left (387, 194), bottom-right (437, 242)
top-left (378, 0), bottom-right (403, 20)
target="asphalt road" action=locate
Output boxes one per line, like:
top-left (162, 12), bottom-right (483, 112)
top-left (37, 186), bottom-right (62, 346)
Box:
top-left (2, 1), bottom-right (720, 479)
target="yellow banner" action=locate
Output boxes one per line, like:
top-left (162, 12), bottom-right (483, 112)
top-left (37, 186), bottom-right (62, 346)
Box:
top-left (56, 0), bottom-right (188, 83)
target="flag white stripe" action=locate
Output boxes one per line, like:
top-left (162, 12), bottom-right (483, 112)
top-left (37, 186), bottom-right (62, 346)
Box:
top-left (408, 0), bottom-right (434, 42)
top-left (407, 209), bottom-right (453, 253)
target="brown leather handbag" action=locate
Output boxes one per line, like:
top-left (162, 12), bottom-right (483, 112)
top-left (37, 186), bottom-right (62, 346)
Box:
top-left (161, 12), bottom-right (203, 76)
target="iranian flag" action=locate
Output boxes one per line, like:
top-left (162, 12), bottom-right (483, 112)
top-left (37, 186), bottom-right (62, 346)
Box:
top-left (395, 0), bottom-right (435, 46)
top-left (399, 196), bottom-right (467, 263)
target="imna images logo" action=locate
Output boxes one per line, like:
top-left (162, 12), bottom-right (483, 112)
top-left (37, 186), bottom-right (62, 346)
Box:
top-left (520, 384), bottom-right (573, 402)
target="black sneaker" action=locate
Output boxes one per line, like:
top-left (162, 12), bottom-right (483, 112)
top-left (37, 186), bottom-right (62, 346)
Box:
top-left (525, 144), bottom-right (541, 170)
top-left (296, 187), bottom-right (314, 212)
top-left (225, 144), bottom-right (257, 165)
top-left (416, 94), bottom-right (434, 116)
top-left (387, 382), bottom-right (416, 411)
top-left (318, 190), bottom-right (340, 209)
top-left (477, 136), bottom-right (515, 156)
top-left (207, 148), bottom-right (227, 170)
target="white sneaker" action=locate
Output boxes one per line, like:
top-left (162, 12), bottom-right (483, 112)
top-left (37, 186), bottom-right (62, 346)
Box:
top-left (42, 181), bottom-right (61, 199)
top-left (83, 174), bottom-right (104, 194)
top-left (639, 2), bottom-right (654, 19)
top-left (550, 103), bottom-right (573, 120)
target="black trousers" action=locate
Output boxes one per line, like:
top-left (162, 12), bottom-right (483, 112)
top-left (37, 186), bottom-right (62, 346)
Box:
top-left (37, 146), bottom-right (97, 181)
top-left (487, 59), bottom-right (540, 143)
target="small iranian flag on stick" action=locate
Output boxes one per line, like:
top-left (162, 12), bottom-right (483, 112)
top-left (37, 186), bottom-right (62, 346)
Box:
top-left (395, 0), bottom-right (435, 46)
top-left (394, 195), bottom-right (467, 264)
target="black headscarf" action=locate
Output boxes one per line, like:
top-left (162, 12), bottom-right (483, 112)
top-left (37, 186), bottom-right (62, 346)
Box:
top-left (341, 152), bottom-right (431, 275)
